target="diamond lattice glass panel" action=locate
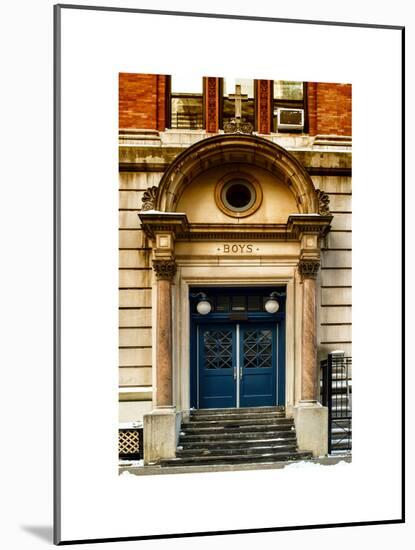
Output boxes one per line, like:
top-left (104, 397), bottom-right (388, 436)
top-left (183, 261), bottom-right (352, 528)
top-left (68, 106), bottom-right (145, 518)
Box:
top-left (243, 330), bottom-right (273, 368)
top-left (204, 330), bottom-right (233, 369)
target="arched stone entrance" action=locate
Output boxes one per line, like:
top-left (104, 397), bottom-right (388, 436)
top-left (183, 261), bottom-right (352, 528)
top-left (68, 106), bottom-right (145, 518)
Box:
top-left (139, 134), bottom-right (332, 463)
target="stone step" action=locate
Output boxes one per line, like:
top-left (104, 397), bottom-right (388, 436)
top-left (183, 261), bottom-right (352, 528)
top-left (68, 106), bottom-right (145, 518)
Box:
top-left (176, 444), bottom-right (298, 457)
top-left (180, 435), bottom-right (297, 448)
top-left (181, 423), bottom-right (294, 435)
top-left (179, 430), bottom-right (297, 442)
top-left (161, 450), bottom-right (313, 467)
top-left (181, 417), bottom-right (293, 429)
top-left (190, 406), bottom-right (284, 416)
top-left (188, 411), bottom-right (285, 422)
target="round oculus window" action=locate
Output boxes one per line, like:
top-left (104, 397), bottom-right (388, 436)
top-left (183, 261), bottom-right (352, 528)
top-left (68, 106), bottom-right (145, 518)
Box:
top-left (221, 179), bottom-right (256, 212)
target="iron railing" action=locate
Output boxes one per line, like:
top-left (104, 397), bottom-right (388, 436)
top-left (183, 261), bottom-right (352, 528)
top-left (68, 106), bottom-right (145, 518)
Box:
top-left (320, 353), bottom-right (352, 454)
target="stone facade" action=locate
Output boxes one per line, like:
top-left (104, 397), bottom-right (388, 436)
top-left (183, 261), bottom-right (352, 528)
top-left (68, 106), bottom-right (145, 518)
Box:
top-left (118, 74), bottom-right (352, 460)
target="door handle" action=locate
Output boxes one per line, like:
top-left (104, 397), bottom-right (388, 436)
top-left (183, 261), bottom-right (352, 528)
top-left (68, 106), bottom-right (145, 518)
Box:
top-left (234, 367), bottom-right (237, 380)
top-left (239, 367), bottom-right (243, 380)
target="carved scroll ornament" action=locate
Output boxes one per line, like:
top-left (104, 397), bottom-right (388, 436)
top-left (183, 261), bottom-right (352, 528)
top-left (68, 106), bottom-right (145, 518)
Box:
top-left (141, 186), bottom-right (158, 211)
top-left (316, 189), bottom-right (330, 216)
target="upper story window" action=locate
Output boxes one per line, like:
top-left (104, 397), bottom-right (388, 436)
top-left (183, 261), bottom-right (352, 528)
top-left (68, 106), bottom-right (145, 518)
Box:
top-left (170, 76), bottom-right (203, 129)
top-left (222, 78), bottom-right (255, 129)
top-left (273, 81), bottom-right (305, 132)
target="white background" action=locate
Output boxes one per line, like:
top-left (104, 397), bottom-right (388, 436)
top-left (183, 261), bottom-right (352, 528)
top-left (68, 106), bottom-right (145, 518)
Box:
top-left (0, 1), bottom-right (412, 549)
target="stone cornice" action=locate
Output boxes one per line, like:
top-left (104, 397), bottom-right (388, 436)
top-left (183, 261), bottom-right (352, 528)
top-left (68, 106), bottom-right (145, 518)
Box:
top-left (139, 214), bottom-right (332, 242)
top-left (306, 167), bottom-right (352, 177)
top-left (172, 217), bottom-right (332, 241)
top-left (287, 214), bottom-right (333, 238)
top-left (138, 212), bottom-right (189, 239)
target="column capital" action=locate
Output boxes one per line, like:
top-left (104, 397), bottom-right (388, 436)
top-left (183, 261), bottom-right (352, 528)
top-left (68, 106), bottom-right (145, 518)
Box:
top-left (298, 258), bottom-right (320, 280)
top-left (153, 259), bottom-right (177, 281)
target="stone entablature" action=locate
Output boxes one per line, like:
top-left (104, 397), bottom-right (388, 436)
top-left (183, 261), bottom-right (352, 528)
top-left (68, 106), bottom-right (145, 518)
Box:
top-left (120, 143), bottom-right (351, 175)
top-left (119, 129), bottom-right (352, 152)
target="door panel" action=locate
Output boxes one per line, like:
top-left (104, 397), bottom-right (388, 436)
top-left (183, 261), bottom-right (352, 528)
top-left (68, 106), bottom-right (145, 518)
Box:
top-left (197, 322), bottom-right (280, 409)
top-left (240, 324), bottom-right (277, 407)
top-left (198, 325), bottom-right (236, 408)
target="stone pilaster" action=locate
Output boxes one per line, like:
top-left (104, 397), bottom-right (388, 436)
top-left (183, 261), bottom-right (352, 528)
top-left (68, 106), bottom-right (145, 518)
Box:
top-left (298, 258), bottom-right (320, 402)
top-left (294, 257), bottom-right (328, 457)
top-left (153, 259), bottom-right (177, 408)
top-left (256, 79), bottom-right (272, 134)
top-left (204, 77), bottom-right (220, 133)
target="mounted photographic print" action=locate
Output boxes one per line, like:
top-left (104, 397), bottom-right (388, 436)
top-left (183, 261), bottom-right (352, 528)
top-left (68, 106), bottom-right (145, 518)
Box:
top-left (55, 4), bottom-right (404, 545)
top-left (117, 73), bottom-right (353, 474)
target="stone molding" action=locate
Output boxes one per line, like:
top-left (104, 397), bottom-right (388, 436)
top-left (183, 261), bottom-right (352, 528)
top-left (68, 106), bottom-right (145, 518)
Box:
top-left (298, 259), bottom-right (320, 279)
top-left (155, 134), bottom-right (321, 213)
top-left (138, 212), bottom-right (189, 239)
top-left (223, 120), bottom-right (254, 134)
top-left (287, 214), bottom-right (333, 239)
top-left (152, 259), bottom-right (177, 281)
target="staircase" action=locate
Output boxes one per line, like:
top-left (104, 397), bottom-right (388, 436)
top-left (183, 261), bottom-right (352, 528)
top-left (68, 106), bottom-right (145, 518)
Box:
top-left (160, 407), bottom-right (312, 467)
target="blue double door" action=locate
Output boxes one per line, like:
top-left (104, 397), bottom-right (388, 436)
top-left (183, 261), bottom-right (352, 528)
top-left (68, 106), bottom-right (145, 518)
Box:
top-left (197, 322), bottom-right (282, 409)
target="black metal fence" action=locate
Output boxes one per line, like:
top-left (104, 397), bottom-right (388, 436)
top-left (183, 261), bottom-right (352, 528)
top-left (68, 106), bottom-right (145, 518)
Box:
top-left (320, 353), bottom-right (352, 454)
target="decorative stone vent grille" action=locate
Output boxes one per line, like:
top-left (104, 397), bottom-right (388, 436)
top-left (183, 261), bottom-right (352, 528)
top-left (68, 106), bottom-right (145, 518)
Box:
top-left (119, 427), bottom-right (143, 459)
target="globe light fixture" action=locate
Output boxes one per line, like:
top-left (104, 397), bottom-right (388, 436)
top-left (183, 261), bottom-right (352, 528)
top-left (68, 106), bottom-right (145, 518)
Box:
top-left (264, 292), bottom-right (280, 314)
top-left (196, 299), bottom-right (212, 315)
top-left (191, 292), bottom-right (212, 315)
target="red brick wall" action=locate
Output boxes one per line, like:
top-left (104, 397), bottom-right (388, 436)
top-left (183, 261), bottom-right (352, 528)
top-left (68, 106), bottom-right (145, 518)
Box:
top-left (119, 73), bottom-right (168, 130)
top-left (119, 74), bottom-right (351, 136)
top-left (307, 82), bottom-right (352, 136)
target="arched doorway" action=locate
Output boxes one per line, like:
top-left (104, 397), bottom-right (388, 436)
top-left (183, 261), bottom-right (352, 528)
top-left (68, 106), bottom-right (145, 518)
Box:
top-left (139, 134), bottom-right (332, 461)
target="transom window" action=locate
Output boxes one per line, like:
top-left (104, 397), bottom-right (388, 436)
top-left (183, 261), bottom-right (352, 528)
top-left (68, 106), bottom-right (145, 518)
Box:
top-left (191, 289), bottom-right (286, 315)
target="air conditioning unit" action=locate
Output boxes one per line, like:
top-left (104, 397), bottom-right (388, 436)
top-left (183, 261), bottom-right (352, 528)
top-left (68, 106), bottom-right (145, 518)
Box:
top-left (275, 108), bottom-right (304, 130)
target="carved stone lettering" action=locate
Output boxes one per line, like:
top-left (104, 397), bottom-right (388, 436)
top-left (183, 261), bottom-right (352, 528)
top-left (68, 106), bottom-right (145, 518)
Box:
top-left (220, 243), bottom-right (254, 253)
